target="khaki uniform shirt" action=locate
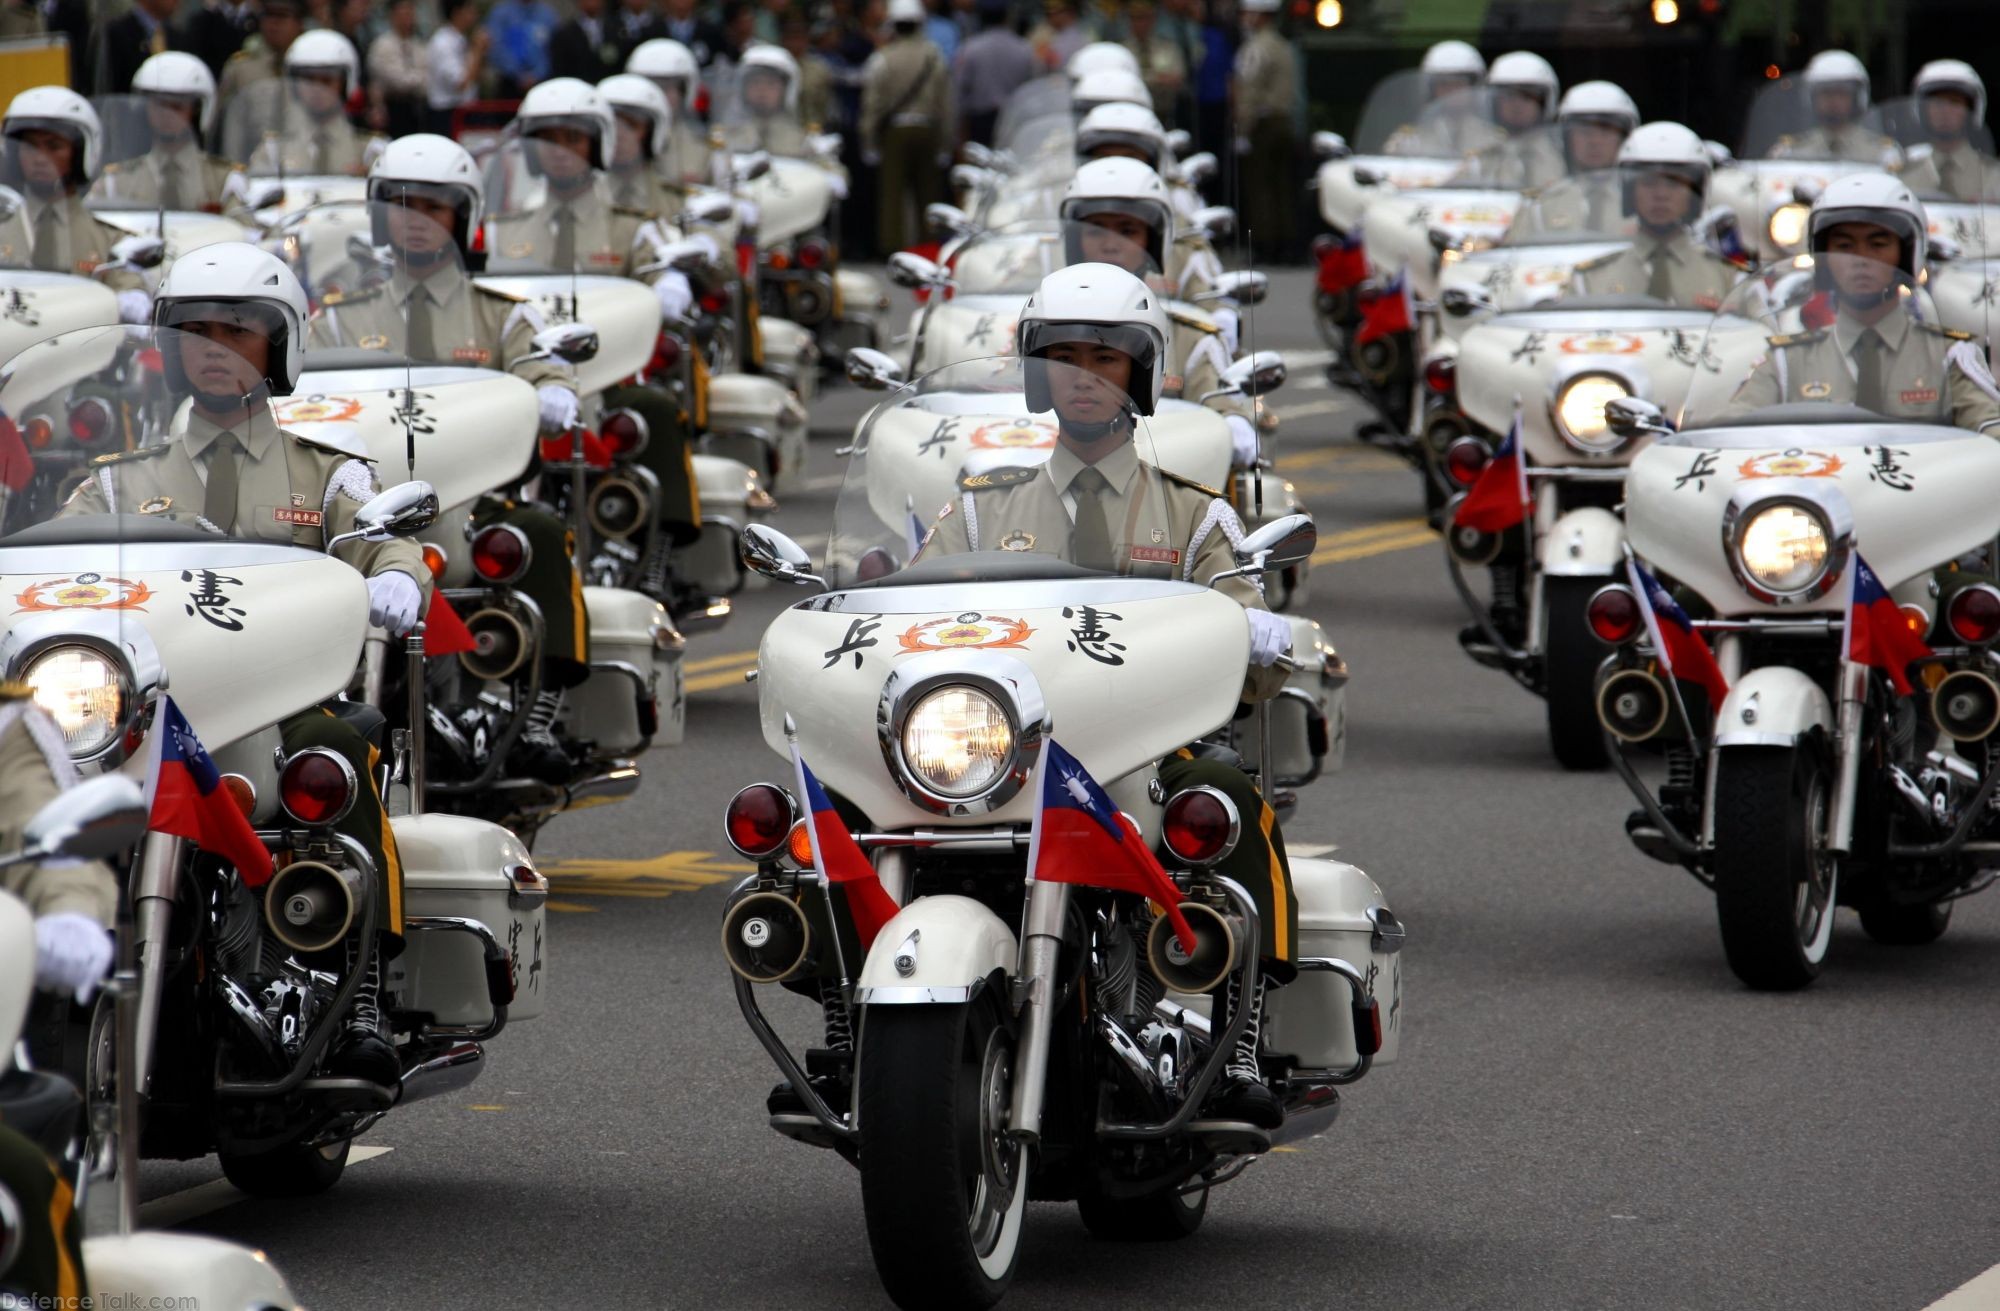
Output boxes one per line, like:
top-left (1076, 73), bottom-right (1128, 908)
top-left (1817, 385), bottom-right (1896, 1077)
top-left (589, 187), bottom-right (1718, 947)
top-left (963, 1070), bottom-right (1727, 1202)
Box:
top-left (658, 122), bottom-right (715, 189)
top-left (62, 405), bottom-right (433, 593)
top-left (0, 2), bottom-right (42, 37)
top-left (609, 165), bottom-right (686, 220)
top-left (308, 262), bottom-right (569, 394)
top-left (1573, 228), bottom-right (1739, 309)
top-left (488, 175), bottom-right (659, 278)
top-left (91, 140), bottom-right (244, 212)
top-left (798, 56), bottom-right (835, 132)
top-left (1766, 125), bottom-right (1903, 169)
top-left (1900, 141), bottom-right (2000, 202)
top-left (1383, 113), bottom-right (1505, 160)
top-left (250, 112), bottom-right (376, 176)
top-left (1162, 306), bottom-right (1234, 409)
top-left (0, 698), bottom-right (117, 925)
top-left (1455, 130), bottom-right (1567, 191)
top-left (20, 193), bottom-right (143, 290)
top-left (218, 38), bottom-right (280, 102)
top-left (1232, 28), bottom-right (1292, 127)
top-left (1729, 307), bottom-right (2000, 432)
top-left (1512, 173), bottom-right (1626, 236)
top-left (719, 113), bottom-right (812, 159)
top-left (859, 35), bottom-right (951, 156)
top-left (1166, 230), bottom-right (1220, 301)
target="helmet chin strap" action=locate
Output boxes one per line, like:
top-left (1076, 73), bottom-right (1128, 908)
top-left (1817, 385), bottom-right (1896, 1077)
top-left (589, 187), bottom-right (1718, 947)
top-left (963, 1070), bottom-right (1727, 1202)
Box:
top-left (1062, 407), bottom-right (1137, 445)
top-left (1833, 285), bottom-right (1898, 312)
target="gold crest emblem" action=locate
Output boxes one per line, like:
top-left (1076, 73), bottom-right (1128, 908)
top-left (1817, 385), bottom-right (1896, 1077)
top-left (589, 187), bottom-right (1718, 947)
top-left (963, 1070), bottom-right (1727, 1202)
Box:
top-left (138, 496), bottom-right (172, 515)
top-left (357, 334), bottom-right (390, 350)
top-left (999, 530), bottom-right (1035, 552)
top-left (1801, 381), bottom-right (1833, 400)
top-left (508, 242), bottom-right (535, 258)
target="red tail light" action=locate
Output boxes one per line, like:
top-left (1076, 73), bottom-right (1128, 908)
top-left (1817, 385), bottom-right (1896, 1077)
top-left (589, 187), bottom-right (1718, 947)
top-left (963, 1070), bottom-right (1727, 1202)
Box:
top-left (1586, 584), bottom-right (1643, 644)
top-left (725, 783), bottom-right (797, 859)
top-left (650, 330), bottom-right (684, 374)
top-left (67, 396), bottom-right (113, 443)
top-left (1948, 584), bottom-right (2000, 645)
top-left (1443, 436), bottom-right (1490, 487)
top-left (1422, 357), bottom-right (1457, 396)
top-left (470, 524), bottom-right (529, 583)
top-left (279, 749), bottom-right (355, 826)
top-left (766, 248), bottom-right (791, 271)
top-left (1162, 786), bottom-right (1238, 866)
top-left (23, 416), bottom-right (52, 449)
top-left (699, 289), bottom-right (729, 315)
top-left (600, 408), bottom-right (649, 458)
top-left (796, 239), bottom-right (828, 270)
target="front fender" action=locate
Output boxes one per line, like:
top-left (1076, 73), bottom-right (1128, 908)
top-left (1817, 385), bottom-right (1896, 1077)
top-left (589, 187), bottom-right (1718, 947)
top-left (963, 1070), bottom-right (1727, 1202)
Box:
top-left (1713, 665), bottom-right (1833, 748)
top-left (1538, 505), bottom-right (1626, 578)
top-left (853, 895), bottom-right (1017, 1004)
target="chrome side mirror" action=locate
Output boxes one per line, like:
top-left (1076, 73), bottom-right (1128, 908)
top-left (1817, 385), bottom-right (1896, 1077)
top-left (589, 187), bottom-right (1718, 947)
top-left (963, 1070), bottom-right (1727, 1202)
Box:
top-left (1605, 396), bottom-right (1673, 440)
top-left (1210, 269), bottom-right (1268, 306)
top-left (845, 347), bottom-right (906, 390)
top-left (108, 233), bottom-right (165, 270)
top-left (1439, 284), bottom-right (1495, 318)
top-left (686, 190), bottom-right (740, 226)
top-left (1427, 226), bottom-right (1459, 255)
top-left (961, 141), bottom-right (999, 170)
top-left (741, 523), bottom-right (824, 588)
top-left (1164, 128), bottom-right (1192, 157)
top-left (1312, 131), bottom-right (1350, 161)
top-left (1191, 205), bottom-right (1235, 240)
top-left (1352, 165), bottom-right (1383, 187)
top-left (732, 151), bottom-right (773, 183)
top-left (1931, 234), bottom-right (1963, 265)
top-left (647, 237), bottom-right (717, 274)
top-left (243, 179), bottom-right (286, 212)
top-left (809, 131), bottom-right (843, 159)
top-left (531, 322), bottom-right (600, 364)
top-left (4, 774), bottom-right (147, 869)
top-left (1791, 178), bottom-right (1823, 206)
top-left (951, 163), bottom-right (996, 194)
top-left (1704, 139), bottom-right (1735, 168)
top-left (886, 251), bottom-right (948, 290)
top-left (347, 480), bottom-right (439, 542)
top-left (925, 202), bottom-right (977, 239)
top-left (1177, 151), bottom-right (1216, 187)
top-left (1208, 512), bottom-right (1316, 585)
top-left (1214, 348), bottom-right (1286, 399)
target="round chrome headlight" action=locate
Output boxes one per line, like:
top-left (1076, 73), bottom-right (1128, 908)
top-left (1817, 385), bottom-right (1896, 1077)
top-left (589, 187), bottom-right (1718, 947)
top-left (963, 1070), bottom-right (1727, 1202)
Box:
top-left (1768, 202), bottom-right (1810, 251)
top-left (899, 685), bottom-right (1015, 799)
top-left (1553, 373), bottom-right (1633, 451)
top-left (25, 644), bottom-right (124, 758)
top-left (1737, 502), bottom-right (1832, 596)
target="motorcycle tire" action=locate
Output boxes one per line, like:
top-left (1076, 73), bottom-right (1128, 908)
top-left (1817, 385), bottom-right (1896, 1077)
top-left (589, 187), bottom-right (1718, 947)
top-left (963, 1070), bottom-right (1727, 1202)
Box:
top-left (1713, 746), bottom-right (1838, 991)
top-left (1543, 579), bottom-right (1613, 771)
top-left (218, 1136), bottom-right (351, 1198)
top-left (1076, 1182), bottom-right (1208, 1241)
top-left (858, 1000), bottom-right (1027, 1311)
top-left (1859, 899), bottom-right (1951, 946)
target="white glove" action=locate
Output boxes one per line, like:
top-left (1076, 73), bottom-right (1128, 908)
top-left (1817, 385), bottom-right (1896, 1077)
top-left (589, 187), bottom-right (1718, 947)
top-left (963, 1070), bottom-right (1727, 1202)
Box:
top-left (35, 912), bottom-right (113, 1003)
top-left (653, 269), bottom-right (694, 323)
top-left (367, 570), bottom-right (424, 635)
top-left (116, 288), bottom-right (152, 325)
top-left (537, 383), bottom-right (580, 433)
top-left (1247, 609), bottom-right (1292, 668)
top-left (1226, 413), bottom-right (1260, 468)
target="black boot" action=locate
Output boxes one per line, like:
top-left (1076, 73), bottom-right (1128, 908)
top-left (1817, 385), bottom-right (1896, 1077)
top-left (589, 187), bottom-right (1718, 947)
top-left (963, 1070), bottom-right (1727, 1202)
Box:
top-left (327, 940), bottom-right (399, 1089)
top-left (1208, 972), bottom-right (1282, 1130)
top-left (507, 688), bottom-right (573, 784)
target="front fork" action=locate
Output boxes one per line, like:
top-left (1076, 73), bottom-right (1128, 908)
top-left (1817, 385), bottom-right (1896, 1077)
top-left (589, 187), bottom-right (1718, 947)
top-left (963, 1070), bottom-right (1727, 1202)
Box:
top-left (1005, 880), bottom-right (1070, 1145)
top-left (1826, 658), bottom-right (1868, 856)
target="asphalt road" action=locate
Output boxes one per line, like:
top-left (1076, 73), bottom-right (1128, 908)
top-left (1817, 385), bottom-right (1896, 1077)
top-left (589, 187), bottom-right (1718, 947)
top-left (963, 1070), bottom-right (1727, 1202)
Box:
top-left (136, 270), bottom-right (2000, 1311)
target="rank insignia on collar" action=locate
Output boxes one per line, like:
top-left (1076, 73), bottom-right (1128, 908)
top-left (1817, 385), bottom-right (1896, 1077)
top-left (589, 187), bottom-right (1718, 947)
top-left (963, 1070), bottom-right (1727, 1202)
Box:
top-left (1801, 381), bottom-right (1832, 400)
top-left (358, 334), bottom-right (389, 350)
top-left (138, 495), bottom-right (171, 514)
top-left (999, 530), bottom-right (1035, 551)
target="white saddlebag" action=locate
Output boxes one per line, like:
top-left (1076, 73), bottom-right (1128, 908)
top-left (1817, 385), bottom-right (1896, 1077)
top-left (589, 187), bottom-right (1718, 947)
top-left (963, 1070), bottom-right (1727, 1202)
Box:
top-left (571, 585), bottom-right (682, 750)
top-left (1262, 856), bottom-right (1402, 1071)
top-left (389, 813), bottom-right (549, 1026)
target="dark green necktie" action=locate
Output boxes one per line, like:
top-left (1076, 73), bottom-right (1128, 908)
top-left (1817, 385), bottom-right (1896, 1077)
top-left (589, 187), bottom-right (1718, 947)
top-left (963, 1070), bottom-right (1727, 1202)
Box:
top-left (1647, 245), bottom-right (1675, 302)
top-left (1069, 466), bottom-right (1115, 570)
top-left (158, 156), bottom-right (185, 211)
top-left (32, 204), bottom-right (59, 271)
top-left (1852, 329), bottom-right (1886, 413)
top-left (1937, 152), bottom-right (1959, 200)
top-left (204, 432), bottom-right (241, 532)
top-left (553, 205), bottom-right (577, 271)
top-left (407, 284), bottom-right (436, 361)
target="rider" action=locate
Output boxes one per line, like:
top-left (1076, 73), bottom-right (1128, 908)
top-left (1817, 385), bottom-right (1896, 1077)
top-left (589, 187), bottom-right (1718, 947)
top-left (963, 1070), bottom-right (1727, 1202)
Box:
top-left (91, 51), bottom-right (246, 213)
top-left (1455, 51), bottom-right (1564, 189)
top-left (1383, 40), bottom-right (1505, 158)
top-left (919, 263), bottom-right (1296, 1127)
top-left (62, 244), bottom-right (428, 1086)
top-left (1767, 50), bottom-right (1902, 168)
top-left (1899, 61), bottom-right (2000, 201)
top-left (250, 30), bottom-right (378, 176)
top-left (1730, 173), bottom-right (2000, 431)
top-left (718, 44), bottom-right (811, 157)
top-left (599, 72), bottom-right (685, 217)
top-left (307, 134), bottom-right (597, 782)
top-left (0, 87), bottom-right (149, 320)
top-left (625, 38), bottom-right (713, 188)
top-left (1573, 122), bottom-right (1740, 309)
top-left (1507, 81), bottom-right (1640, 234)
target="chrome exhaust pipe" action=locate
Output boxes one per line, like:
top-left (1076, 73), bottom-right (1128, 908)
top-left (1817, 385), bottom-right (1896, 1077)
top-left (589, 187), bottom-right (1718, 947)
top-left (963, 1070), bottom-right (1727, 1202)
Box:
top-left (565, 760), bottom-right (642, 806)
top-left (396, 1041), bottom-right (484, 1107)
top-left (1270, 1084), bottom-right (1342, 1148)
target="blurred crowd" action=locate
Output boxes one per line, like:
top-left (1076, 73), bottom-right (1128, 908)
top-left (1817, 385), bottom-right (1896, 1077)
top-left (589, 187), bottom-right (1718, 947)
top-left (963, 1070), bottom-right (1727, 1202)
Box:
top-left (26, 0), bottom-right (1305, 259)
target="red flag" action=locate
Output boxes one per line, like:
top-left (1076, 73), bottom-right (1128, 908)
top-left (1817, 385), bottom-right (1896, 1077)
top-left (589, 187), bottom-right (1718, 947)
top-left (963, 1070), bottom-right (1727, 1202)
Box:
top-left (1315, 231), bottom-right (1368, 295)
top-left (791, 747), bottom-right (900, 949)
top-left (1354, 269), bottom-right (1413, 346)
top-left (1629, 558), bottom-right (1730, 707)
top-left (1453, 413), bottom-right (1530, 534)
top-left (539, 429), bottom-right (611, 468)
top-left (1845, 553), bottom-right (1932, 696)
top-left (1028, 741), bottom-right (1196, 953)
top-left (422, 589), bottom-right (478, 656)
top-left (0, 414), bottom-right (29, 492)
top-left (146, 696), bottom-right (273, 886)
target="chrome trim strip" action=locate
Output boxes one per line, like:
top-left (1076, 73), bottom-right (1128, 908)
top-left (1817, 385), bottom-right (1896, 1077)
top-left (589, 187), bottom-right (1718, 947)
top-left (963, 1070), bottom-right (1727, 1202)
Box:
top-left (1713, 729), bottom-right (1810, 748)
top-left (853, 984), bottom-right (980, 1004)
top-left (802, 576), bottom-right (1209, 615)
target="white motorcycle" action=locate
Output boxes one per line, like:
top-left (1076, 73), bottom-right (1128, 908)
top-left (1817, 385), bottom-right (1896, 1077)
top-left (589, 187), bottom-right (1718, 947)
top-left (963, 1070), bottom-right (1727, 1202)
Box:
top-left (722, 357), bottom-right (1399, 1308)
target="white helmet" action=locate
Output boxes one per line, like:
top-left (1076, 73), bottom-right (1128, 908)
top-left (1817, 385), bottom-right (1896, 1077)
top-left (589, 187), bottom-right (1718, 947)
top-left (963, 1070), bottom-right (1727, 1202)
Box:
top-left (368, 132), bottom-right (484, 251)
top-left (1072, 68), bottom-right (1151, 118)
top-left (1076, 101), bottom-right (1167, 170)
top-left (516, 77), bottom-right (615, 172)
top-left (599, 73), bottom-right (674, 159)
top-left (1067, 42), bottom-right (1140, 82)
top-left (1557, 81), bottom-right (1639, 136)
top-left (153, 241), bottom-right (311, 396)
top-left (132, 51), bottom-right (217, 138)
top-left (1809, 171), bottom-right (1927, 280)
top-left (887, 0), bottom-right (925, 24)
top-left (1017, 262), bottom-right (1170, 416)
top-left (284, 28), bottom-right (360, 100)
top-left (1059, 158), bottom-right (1174, 281)
top-left (1486, 51), bottom-right (1559, 120)
top-left (1618, 120), bottom-right (1711, 217)
top-left (1804, 49), bottom-right (1871, 116)
top-left (1421, 39), bottom-right (1485, 86)
top-left (3, 86), bottom-right (102, 187)
top-left (738, 44), bottom-right (801, 114)
top-left (1913, 59), bottom-right (1987, 127)
top-left (627, 38), bottom-right (699, 105)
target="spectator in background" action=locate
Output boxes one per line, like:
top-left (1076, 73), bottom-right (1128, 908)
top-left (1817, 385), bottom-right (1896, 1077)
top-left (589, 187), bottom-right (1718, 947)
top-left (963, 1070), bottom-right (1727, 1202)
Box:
top-left (1029, 0), bottom-right (1090, 72)
top-left (782, 10), bottom-right (836, 129)
top-left (551, 0), bottom-right (622, 82)
top-left (1192, 0), bottom-right (1232, 161)
top-left (1157, 0), bottom-right (1202, 134)
top-left (336, 0), bottom-right (382, 80)
top-left (1122, 0), bottom-right (1184, 123)
top-left (43, 0), bottom-right (89, 89)
top-left (184, 0), bottom-right (258, 81)
top-left (955, 0), bottom-right (1034, 148)
top-left (0, 0), bottom-right (40, 39)
top-left (661, 0), bottom-right (726, 67)
top-left (486, 0), bottom-right (558, 96)
top-left (95, 0), bottom-right (182, 95)
top-left (719, 1), bottom-right (756, 63)
top-left (923, 0), bottom-right (960, 66)
top-left (753, 0), bottom-right (786, 46)
top-left (861, 0), bottom-right (949, 253)
top-left (367, 0), bottom-right (429, 136)
top-left (614, 0), bottom-right (669, 64)
top-left (428, 0), bottom-right (489, 134)
top-left (1232, 0), bottom-right (1294, 261)
top-left (219, 0), bottom-right (303, 102)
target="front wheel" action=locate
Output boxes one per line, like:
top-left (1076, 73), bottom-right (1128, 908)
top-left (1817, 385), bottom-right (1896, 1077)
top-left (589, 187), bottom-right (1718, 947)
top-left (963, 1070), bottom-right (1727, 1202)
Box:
top-left (1543, 578), bottom-right (1612, 770)
top-left (1077, 1181), bottom-right (1208, 1241)
top-left (1713, 746), bottom-right (1838, 990)
top-left (859, 1002), bottom-right (1028, 1311)
top-left (218, 1137), bottom-right (351, 1198)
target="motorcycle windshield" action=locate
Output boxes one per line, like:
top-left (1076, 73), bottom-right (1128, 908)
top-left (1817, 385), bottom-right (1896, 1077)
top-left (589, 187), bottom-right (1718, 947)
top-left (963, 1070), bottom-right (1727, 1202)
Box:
top-left (829, 355), bottom-right (1180, 591)
top-left (285, 198), bottom-right (470, 351)
top-left (87, 94), bottom-right (223, 213)
top-left (1678, 261), bottom-right (1980, 430)
top-left (709, 66), bottom-right (813, 159)
top-left (1501, 166), bottom-right (1632, 243)
top-left (994, 75), bottom-right (1072, 152)
top-left (217, 76), bottom-right (367, 178)
top-left (1355, 68), bottom-right (1500, 158)
top-left (1873, 94), bottom-right (1998, 160)
top-left (479, 136), bottom-right (657, 276)
top-left (1741, 77), bottom-right (1894, 162)
top-left (951, 220), bottom-right (1166, 299)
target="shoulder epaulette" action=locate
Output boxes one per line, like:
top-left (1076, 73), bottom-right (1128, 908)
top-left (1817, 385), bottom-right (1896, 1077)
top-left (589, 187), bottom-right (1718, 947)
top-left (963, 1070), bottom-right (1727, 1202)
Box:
top-left (1160, 467), bottom-right (1222, 498)
top-left (475, 282), bottom-right (529, 302)
top-left (1571, 250), bottom-right (1621, 273)
top-left (1166, 306), bottom-right (1218, 333)
top-left (611, 204), bottom-right (654, 220)
top-left (210, 154), bottom-right (243, 171)
top-left (289, 431), bottom-right (378, 461)
top-left (1767, 329), bottom-right (1826, 348)
top-left (1919, 322), bottom-right (1975, 341)
top-left (958, 466), bottom-right (1039, 491)
top-left (0, 679), bottom-right (30, 700)
top-left (321, 285), bottom-right (383, 306)
top-left (91, 444), bottom-right (168, 466)
top-left (101, 160), bottom-right (121, 175)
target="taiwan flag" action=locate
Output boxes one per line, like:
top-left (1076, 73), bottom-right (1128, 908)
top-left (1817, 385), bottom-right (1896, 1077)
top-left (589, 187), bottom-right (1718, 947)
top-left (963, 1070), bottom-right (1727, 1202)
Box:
top-left (422, 590), bottom-right (478, 657)
top-left (1628, 558), bottom-right (1730, 706)
top-left (1028, 741), bottom-right (1196, 954)
top-left (1453, 413), bottom-right (1530, 533)
top-left (1316, 231), bottom-right (1368, 296)
top-left (146, 696), bottom-right (273, 886)
top-left (791, 746), bottom-right (900, 949)
top-left (1353, 268), bottom-right (1414, 346)
top-left (0, 414), bottom-right (30, 492)
top-left (1845, 552), bottom-right (1932, 696)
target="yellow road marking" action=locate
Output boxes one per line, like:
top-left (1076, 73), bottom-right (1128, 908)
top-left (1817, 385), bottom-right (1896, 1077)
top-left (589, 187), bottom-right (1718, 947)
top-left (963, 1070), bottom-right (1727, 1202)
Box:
top-left (688, 665), bottom-right (757, 693)
top-left (1316, 515), bottom-right (1430, 546)
top-left (541, 849), bottom-right (753, 899)
top-left (685, 649), bottom-right (759, 673)
top-left (1312, 525), bottom-right (1437, 565)
top-left (544, 899), bottom-right (598, 913)
top-left (468, 1105), bottom-right (507, 1112)
top-left (1277, 445), bottom-right (1405, 474)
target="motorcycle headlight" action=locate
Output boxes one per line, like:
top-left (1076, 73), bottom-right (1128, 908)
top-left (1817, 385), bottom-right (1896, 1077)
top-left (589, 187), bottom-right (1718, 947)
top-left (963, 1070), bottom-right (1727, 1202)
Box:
top-left (1736, 502), bottom-right (1832, 596)
top-left (1768, 202), bottom-right (1810, 251)
top-left (25, 644), bottom-right (124, 758)
top-left (899, 685), bottom-right (1015, 799)
top-left (1553, 373), bottom-right (1633, 451)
